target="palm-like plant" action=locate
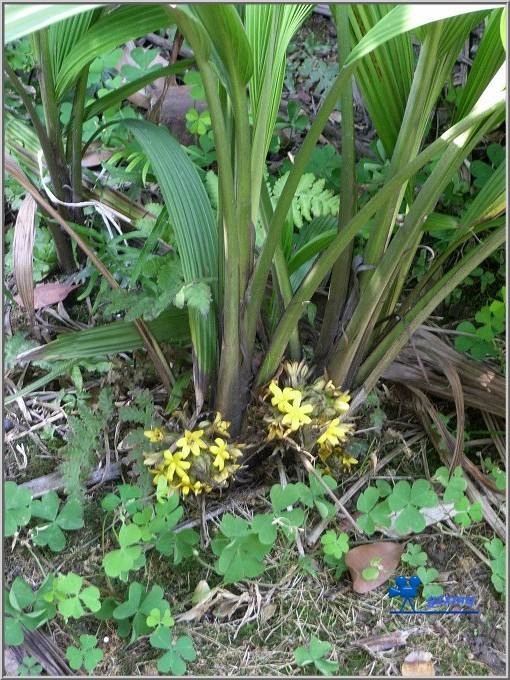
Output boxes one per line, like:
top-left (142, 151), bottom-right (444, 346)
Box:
top-left (5, 4), bottom-right (506, 434)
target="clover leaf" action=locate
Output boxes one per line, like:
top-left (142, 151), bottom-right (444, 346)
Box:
top-left (146, 607), bottom-right (174, 629)
top-left (453, 498), bottom-right (483, 527)
top-left (149, 628), bottom-right (197, 675)
top-left (388, 480), bottom-right (438, 535)
top-left (113, 582), bottom-right (170, 643)
top-left (416, 567), bottom-right (443, 599)
top-left (101, 484), bottom-right (144, 515)
top-left (270, 483), bottom-right (302, 513)
top-left (321, 531), bottom-right (349, 560)
top-left (66, 635), bottom-right (103, 673)
top-left (294, 636), bottom-right (339, 676)
top-left (4, 577), bottom-right (47, 646)
top-left (484, 537), bottom-right (506, 594)
top-left (155, 527), bottom-right (200, 565)
top-left (401, 543), bottom-right (428, 567)
top-left (5, 482), bottom-right (32, 537)
top-left (31, 493), bottom-right (83, 552)
top-left (362, 558), bottom-right (383, 581)
top-left (102, 523), bottom-right (144, 580)
top-left (17, 655), bottom-right (42, 676)
top-left (45, 573), bottom-right (101, 621)
top-left (211, 514), bottom-right (271, 584)
top-left (356, 486), bottom-right (391, 535)
top-left (434, 466), bottom-right (467, 503)
top-left (298, 474), bottom-right (337, 520)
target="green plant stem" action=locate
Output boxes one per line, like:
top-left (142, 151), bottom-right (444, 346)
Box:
top-left (375, 107), bottom-right (504, 340)
top-left (356, 226), bottom-right (505, 392)
top-left (260, 181), bottom-right (301, 360)
top-left (32, 29), bottom-right (75, 272)
top-left (197, 59), bottom-right (241, 422)
top-left (230, 74), bottom-right (253, 293)
top-left (245, 64), bottom-right (353, 354)
top-left (4, 60), bottom-right (74, 272)
top-left (70, 65), bottom-right (90, 203)
top-left (316, 5), bottom-right (356, 361)
top-left (254, 91), bottom-right (504, 386)
top-left (360, 22), bottom-right (443, 289)
top-left (327, 120), bottom-right (482, 388)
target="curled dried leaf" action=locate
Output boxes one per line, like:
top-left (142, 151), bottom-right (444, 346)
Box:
top-left (13, 194), bottom-right (37, 318)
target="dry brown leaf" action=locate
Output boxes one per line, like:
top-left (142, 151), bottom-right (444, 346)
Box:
top-left (355, 628), bottom-right (419, 653)
top-left (14, 282), bottom-right (76, 310)
top-left (345, 542), bottom-right (404, 593)
top-left (260, 603), bottom-right (277, 624)
top-left (13, 194), bottom-right (37, 317)
top-left (385, 327), bottom-right (505, 417)
top-left (175, 586), bottom-right (249, 623)
top-left (401, 650), bottom-right (435, 677)
top-left (82, 148), bottom-right (113, 167)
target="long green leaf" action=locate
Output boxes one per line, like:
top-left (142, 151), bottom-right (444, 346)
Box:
top-left (48, 8), bottom-right (101, 78)
top-left (454, 9), bottom-right (506, 122)
top-left (192, 4), bottom-right (254, 87)
top-left (4, 3), bottom-right (101, 42)
top-left (246, 4), bottom-right (312, 219)
top-left (121, 119), bottom-right (218, 401)
top-left (17, 309), bottom-right (190, 363)
top-left (54, 5), bottom-right (170, 100)
top-left (349, 4), bottom-right (414, 157)
top-left (345, 4), bottom-right (500, 66)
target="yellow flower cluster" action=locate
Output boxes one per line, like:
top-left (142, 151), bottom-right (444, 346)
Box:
top-left (143, 413), bottom-right (242, 496)
top-left (264, 369), bottom-right (358, 474)
top-left (267, 382), bottom-right (314, 436)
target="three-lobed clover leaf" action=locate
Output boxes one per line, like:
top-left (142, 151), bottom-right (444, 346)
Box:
top-left (416, 567), bottom-right (443, 599)
top-left (362, 558), bottom-right (383, 581)
top-left (66, 635), bottom-right (103, 673)
top-left (149, 628), bottom-right (197, 675)
top-left (270, 483), bottom-right (302, 513)
top-left (299, 474), bottom-right (337, 520)
top-left (101, 484), bottom-right (144, 515)
top-left (102, 523), bottom-right (144, 579)
top-left (4, 577), bottom-right (47, 646)
top-left (146, 607), bottom-right (174, 629)
top-left (5, 481), bottom-right (32, 537)
top-left (388, 480), bottom-right (438, 535)
top-left (113, 582), bottom-right (171, 643)
top-left (435, 466), bottom-right (467, 503)
top-left (484, 537), bottom-right (506, 593)
top-left (31, 493), bottom-right (83, 552)
top-left (45, 573), bottom-right (101, 621)
top-left (320, 531), bottom-right (349, 560)
top-left (16, 655), bottom-right (42, 677)
top-left (356, 486), bottom-right (391, 535)
top-left (211, 514), bottom-right (271, 584)
top-left (294, 636), bottom-right (339, 676)
top-left (453, 498), bottom-right (483, 527)
top-left (401, 543), bottom-right (428, 567)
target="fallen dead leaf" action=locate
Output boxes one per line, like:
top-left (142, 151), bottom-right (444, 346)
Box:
top-left (401, 650), bottom-right (435, 677)
top-left (175, 585), bottom-right (250, 623)
top-left (354, 628), bottom-right (419, 653)
top-left (82, 148), bottom-right (113, 167)
top-left (260, 602), bottom-right (277, 624)
top-left (345, 541), bottom-right (404, 593)
top-left (14, 283), bottom-right (76, 310)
